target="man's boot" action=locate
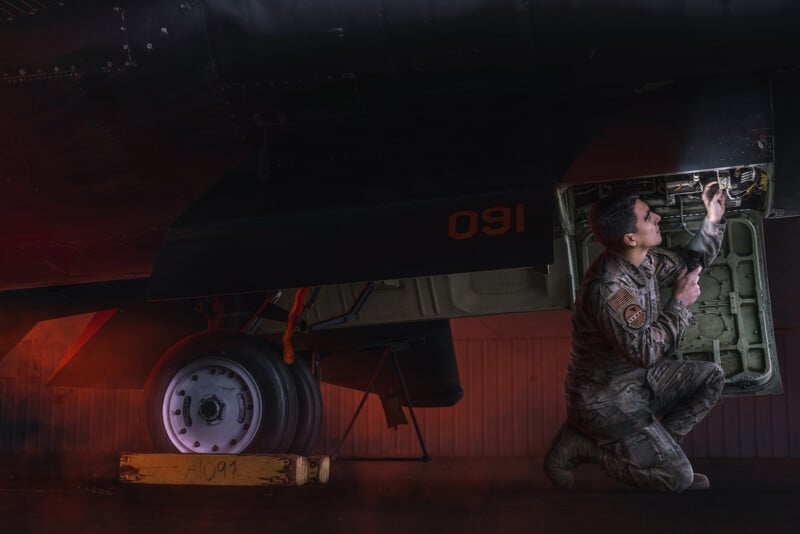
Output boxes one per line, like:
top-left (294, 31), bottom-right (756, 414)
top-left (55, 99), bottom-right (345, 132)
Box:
top-left (543, 422), bottom-right (600, 489)
top-left (687, 472), bottom-right (711, 490)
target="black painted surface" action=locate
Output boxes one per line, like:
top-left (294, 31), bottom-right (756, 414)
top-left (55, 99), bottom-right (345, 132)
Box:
top-left (148, 187), bottom-right (554, 299)
top-left (771, 71), bottom-right (800, 217)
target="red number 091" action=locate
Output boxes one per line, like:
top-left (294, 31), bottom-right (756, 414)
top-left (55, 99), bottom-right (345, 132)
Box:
top-left (448, 203), bottom-right (525, 240)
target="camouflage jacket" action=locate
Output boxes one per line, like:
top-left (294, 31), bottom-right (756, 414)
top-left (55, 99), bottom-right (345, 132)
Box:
top-left (565, 217), bottom-right (726, 411)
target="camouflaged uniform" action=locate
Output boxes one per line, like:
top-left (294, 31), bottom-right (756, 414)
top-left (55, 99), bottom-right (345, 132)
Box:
top-left (565, 217), bottom-right (727, 492)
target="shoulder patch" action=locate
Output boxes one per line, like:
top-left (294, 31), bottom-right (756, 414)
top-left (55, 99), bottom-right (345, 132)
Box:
top-left (607, 287), bottom-right (636, 313)
top-left (623, 304), bottom-right (647, 329)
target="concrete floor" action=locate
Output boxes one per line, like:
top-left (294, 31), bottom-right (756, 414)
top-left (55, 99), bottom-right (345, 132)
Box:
top-left (1, 455), bottom-right (799, 534)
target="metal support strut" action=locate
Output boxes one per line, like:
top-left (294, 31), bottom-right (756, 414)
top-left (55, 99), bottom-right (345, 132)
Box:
top-left (333, 345), bottom-right (430, 462)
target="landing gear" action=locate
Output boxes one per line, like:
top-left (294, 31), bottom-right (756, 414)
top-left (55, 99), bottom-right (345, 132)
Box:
top-left (143, 331), bottom-right (320, 454)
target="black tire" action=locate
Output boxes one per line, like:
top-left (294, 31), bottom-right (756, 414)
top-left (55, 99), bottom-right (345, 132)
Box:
top-left (287, 355), bottom-right (323, 454)
top-left (142, 331), bottom-right (298, 453)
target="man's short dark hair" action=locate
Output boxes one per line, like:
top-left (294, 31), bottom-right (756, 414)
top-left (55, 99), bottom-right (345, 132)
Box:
top-left (589, 192), bottom-right (640, 250)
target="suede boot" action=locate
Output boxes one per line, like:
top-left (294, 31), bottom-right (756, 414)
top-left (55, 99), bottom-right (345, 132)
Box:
top-left (543, 422), bottom-right (601, 489)
top-left (687, 472), bottom-right (711, 490)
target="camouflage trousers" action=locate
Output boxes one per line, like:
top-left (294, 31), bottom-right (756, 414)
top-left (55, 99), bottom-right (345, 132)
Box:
top-left (569, 359), bottom-right (725, 492)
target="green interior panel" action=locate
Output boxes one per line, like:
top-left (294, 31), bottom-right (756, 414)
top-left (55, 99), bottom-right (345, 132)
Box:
top-left (661, 212), bottom-right (780, 394)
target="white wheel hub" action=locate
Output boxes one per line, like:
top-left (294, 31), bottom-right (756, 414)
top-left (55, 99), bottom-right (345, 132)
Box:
top-left (161, 356), bottom-right (263, 453)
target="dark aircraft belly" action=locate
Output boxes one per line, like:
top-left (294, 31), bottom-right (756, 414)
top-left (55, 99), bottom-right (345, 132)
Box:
top-left (2, 0), bottom-right (800, 292)
top-left (0, 71), bottom-right (245, 291)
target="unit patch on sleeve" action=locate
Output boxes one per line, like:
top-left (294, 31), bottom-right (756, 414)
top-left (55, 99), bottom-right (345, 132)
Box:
top-left (607, 287), bottom-right (636, 313)
top-left (623, 304), bottom-right (647, 329)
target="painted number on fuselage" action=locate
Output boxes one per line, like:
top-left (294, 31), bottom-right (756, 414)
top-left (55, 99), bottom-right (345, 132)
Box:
top-left (448, 203), bottom-right (525, 240)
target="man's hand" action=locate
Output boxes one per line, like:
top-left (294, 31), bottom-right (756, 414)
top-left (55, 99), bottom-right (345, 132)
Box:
top-left (674, 266), bottom-right (702, 306)
top-left (703, 181), bottom-right (726, 224)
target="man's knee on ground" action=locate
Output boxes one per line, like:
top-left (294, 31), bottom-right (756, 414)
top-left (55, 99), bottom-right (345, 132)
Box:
top-left (651, 461), bottom-right (694, 493)
top-left (667, 461), bottom-right (694, 492)
top-left (615, 422), bottom-right (694, 492)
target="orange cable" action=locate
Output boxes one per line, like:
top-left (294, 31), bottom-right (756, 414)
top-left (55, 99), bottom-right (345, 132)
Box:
top-left (282, 287), bottom-right (309, 365)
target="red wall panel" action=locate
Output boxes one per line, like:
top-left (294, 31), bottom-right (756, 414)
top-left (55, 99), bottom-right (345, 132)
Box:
top-left (0, 315), bottom-right (147, 453)
top-left (318, 312), bottom-right (799, 459)
top-left (317, 312), bottom-right (573, 458)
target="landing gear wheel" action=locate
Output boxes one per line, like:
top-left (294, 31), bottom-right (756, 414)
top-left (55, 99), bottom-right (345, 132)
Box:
top-left (143, 331), bottom-right (298, 454)
top-left (288, 355), bottom-right (323, 454)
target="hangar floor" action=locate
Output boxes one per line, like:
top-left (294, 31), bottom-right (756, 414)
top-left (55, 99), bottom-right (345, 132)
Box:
top-left (1, 455), bottom-right (798, 533)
